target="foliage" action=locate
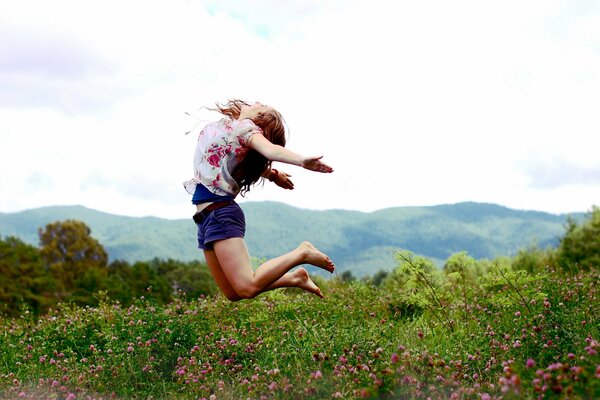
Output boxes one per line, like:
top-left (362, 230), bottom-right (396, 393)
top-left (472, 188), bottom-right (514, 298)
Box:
top-left (557, 205), bottom-right (600, 271)
top-left (0, 202), bottom-right (582, 276)
top-left (38, 220), bottom-right (108, 300)
top-left (511, 241), bottom-right (556, 274)
top-left (1, 206), bottom-right (600, 398)
top-left (0, 266), bottom-right (598, 400)
top-left (366, 269), bottom-right (389, 287)
top-left (1, 222), bottom-right (217, 316)
top-left (0, 236), bottom-right (53, 316)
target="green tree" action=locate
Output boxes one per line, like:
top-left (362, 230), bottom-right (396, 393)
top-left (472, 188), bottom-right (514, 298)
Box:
top-left (38, 220), bottom-right (108, 299)
top-left (340, 270), bottom-right (356, 282)
top-left (369, 269), bottom-right (389, 287)
top-left (442, 251), bottom-right (481, 318)
top-left (106, 259), bottom-right (135, 305)
top-left (382, 251), bottom-right (439, 291)
top-left (443, 251), bottom-right (480, 282)
top-left (130, 261), bottom-right (172, 304)
top-left (557, 206), bottom-right (600, 271)
top-left (154, 258), bottom-right (217, 298)
top-left (511, 241), bottom-right (556, 274)
top-left (0, 235), bottom-right (55, 315)
top-left (382, 251), bottom-right (448, 327)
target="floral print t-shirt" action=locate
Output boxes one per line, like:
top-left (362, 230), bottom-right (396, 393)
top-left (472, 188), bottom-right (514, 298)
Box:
top-left (183, 117), bottom-right (262, 197)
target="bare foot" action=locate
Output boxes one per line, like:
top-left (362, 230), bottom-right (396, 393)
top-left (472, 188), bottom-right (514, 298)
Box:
top-left (298, 241), bottom-right (335, 273)
top-left (293, 267), bottom-right (323, 298)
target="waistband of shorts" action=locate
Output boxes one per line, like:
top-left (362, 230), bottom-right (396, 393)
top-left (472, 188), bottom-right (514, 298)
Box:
top-left (192, 200), bottom-right (235, 224)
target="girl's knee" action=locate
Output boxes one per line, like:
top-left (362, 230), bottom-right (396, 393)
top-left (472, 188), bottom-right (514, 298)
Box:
top-left (224, 292), bottom-right (243, 302)
top-left (234, 283), bottom-right (260, 299)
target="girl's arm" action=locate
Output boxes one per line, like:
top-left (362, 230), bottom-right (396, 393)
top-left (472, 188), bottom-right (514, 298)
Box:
top-left (249, 134), bottom-right (333, 173)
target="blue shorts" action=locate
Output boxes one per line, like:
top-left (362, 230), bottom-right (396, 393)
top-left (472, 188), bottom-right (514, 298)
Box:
top-left (196, 202), bottom-right (246, 250)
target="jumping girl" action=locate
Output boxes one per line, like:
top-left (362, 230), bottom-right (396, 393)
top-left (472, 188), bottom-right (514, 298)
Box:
top-left (183, 99), bottom-right (335, 301)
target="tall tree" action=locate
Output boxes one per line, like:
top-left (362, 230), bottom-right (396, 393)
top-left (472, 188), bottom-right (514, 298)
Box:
top-left (558, 206), bottom-right (600, 270)
top-left (38, 220), bottom-right (108, 299)
top-left (0, 235), bottom-right (54, 315)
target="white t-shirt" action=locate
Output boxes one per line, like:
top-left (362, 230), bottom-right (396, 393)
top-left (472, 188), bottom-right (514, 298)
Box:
top-left (183, 117), bottom-right (262, 197)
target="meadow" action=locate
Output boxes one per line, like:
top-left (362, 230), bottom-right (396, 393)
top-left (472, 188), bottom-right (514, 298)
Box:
top-left (1, 259), bottom-right (598, 399)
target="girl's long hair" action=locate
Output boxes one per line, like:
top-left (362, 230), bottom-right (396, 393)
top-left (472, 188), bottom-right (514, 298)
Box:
top-left (212, 99), bottom-right (287, 196)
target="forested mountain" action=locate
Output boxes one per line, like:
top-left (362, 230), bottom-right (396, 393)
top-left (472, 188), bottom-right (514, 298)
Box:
top-left (0, 202), bottom-right (584, 276)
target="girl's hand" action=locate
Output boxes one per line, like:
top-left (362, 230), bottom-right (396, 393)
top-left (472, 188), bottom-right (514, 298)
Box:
top-left (270, 169), bottom-right (295, 190)
top-left (302, 156), bottom-right (333, 173)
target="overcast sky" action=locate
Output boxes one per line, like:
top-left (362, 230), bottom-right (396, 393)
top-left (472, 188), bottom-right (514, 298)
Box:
top-left (1, 0), bottom-right (599, 219)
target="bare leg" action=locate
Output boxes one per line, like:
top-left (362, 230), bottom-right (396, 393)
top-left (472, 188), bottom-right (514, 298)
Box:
top-left (211, 238), bottom-right (334, 299)
top-left (204, 249), bottom-right (242, 301)
top-left (205, 250), bottom-right (318, 300)
top-left (263, 267), bottom-right (324, 298)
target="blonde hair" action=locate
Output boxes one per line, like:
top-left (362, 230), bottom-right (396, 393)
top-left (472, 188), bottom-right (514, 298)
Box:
top-left (212, 99), bottom-right (287, 196)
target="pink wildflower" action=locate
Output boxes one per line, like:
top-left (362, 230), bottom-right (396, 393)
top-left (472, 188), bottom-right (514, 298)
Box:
top-left (526, 359), bottom-right (535, 368)
top-left (548, 362), bottom-right (562, 371)
top-left (571, 366), bottom-right (583, 374)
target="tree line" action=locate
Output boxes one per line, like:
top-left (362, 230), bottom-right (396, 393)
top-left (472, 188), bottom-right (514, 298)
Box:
top-left (1, 206), bottom-right (598, 316)
top-left (0, 220), bottom-right (217, 316)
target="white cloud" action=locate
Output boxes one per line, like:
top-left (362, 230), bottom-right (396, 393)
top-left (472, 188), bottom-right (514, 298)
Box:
top-left (1, 0), bottom-right (599, 219)
top-left (520, 156), bottom-right (600, 189)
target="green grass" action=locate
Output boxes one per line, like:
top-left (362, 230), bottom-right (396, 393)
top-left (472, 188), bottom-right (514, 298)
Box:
top-left (1, 267), bottom-right (598, 399)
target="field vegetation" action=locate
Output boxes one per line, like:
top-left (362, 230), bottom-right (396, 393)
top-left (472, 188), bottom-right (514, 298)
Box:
top-left (0, 207), bottom-right (598, 399)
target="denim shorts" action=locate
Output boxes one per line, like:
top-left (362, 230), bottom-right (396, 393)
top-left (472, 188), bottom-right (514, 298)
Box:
top-left (196, 202), bottom-right (246, 250)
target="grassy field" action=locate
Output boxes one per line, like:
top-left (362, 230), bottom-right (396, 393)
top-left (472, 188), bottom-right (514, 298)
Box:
top-left (1, 265), bottom-right (598, 399)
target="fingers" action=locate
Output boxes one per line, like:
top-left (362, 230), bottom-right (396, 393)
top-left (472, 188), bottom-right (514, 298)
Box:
top-left (304, 156), bottom-right (334, 173)
top-left (314, 161), bottom-right (333, 173)
top-left (274, 172), bottom-right (294, 190)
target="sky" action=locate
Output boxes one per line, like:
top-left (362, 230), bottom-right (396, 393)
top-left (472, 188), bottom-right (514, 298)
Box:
top-left (1, 0), bottom-right (599, 220)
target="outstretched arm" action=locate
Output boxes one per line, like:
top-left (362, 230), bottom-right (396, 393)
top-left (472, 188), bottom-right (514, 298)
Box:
top-left (249, 134), bottom-right (333, 173)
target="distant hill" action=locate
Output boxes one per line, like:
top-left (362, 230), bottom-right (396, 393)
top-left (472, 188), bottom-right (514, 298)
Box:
top-left (0, 202), bottom-right (585, 277)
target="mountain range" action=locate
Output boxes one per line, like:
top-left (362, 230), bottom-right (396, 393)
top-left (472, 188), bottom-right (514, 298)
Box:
top-left (0, 202), bottom-right (584, 277)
